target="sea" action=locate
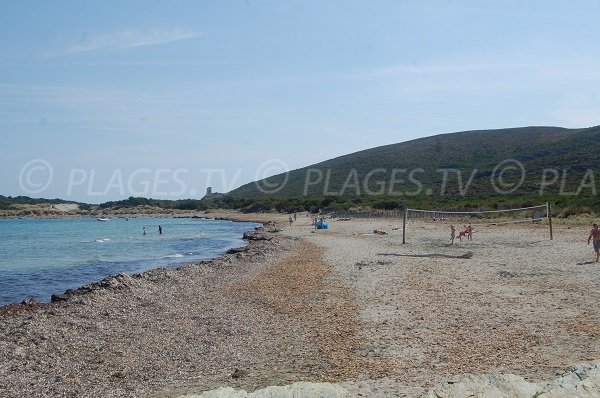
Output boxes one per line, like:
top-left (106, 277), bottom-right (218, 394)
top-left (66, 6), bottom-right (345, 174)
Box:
top-left (0, 217), bottom-right (260, 306)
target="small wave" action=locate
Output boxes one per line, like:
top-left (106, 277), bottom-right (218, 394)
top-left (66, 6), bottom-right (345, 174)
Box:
top-left (164, 253), bottom-right (184, 259)
top-left (181, 234), bottom-right (206, 241)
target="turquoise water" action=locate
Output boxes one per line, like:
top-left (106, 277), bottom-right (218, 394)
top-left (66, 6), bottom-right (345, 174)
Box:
top-left (0, 217), bottom-right (260, 305)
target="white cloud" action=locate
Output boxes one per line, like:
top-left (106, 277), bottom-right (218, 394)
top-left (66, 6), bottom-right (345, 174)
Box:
top-left (54, 29), bottom-right (201, 55)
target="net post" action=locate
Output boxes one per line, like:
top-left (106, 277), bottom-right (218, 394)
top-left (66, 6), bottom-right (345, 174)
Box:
top-left (547, 202), bottom-right (553, 240)
top-left (402, 205), bottom-right (407, 244)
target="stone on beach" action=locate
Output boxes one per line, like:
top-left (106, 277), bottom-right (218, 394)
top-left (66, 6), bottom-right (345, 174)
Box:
top-left (179, 362), bottom-right (600, 398)
top-left (426, 361), bottom-right (600, 398)
top-left (179, 382), bottom-right (347, 398)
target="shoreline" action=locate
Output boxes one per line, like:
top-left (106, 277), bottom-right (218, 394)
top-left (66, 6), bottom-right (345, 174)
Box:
top-left (1, 222), bottom-right (348, 397)
top-left (1, 214), bottom-right (599, 397)
top-left (0, 205), bottom-right (288, 223)
top-left (0, 213), bottom-right (276, 309)
top-left (0, 210), bottom-right (278, 224)
top-left (0, 225), bottom-right (273, 316)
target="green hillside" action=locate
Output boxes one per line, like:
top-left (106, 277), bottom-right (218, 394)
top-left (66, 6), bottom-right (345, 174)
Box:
top-left (0, 195), bottom-right (80, 210)
top-left (224, 125), bottom-right (600, 212)
top-left (4, 125), bottom-right (600, 215)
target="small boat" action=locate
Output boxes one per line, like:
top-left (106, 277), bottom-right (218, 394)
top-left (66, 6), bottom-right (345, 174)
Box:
top-left (97, 218), bottom-right (110, 222)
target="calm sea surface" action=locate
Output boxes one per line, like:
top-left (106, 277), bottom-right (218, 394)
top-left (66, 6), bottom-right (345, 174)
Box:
top-left (0, 217), bottom-right (259, 305)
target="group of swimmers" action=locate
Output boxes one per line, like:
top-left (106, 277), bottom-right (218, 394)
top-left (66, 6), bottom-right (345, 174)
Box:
top-left (142, 225), bottom-right (163, 236)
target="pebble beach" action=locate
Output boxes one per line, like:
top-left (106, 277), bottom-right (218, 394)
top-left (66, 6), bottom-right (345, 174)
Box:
top-left (1, 212), bottom-right (599, 397)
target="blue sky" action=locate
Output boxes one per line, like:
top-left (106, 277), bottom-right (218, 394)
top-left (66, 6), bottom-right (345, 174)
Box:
top-left (1, 1), bottom-right (600, 202)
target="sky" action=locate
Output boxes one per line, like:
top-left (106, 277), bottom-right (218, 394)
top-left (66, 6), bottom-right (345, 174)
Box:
top-left (1, 0), bottom-right (600, 203)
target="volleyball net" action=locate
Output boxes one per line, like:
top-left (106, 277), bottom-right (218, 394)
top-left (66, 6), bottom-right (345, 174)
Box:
top-left (401, 202), bottom-right (553, 243)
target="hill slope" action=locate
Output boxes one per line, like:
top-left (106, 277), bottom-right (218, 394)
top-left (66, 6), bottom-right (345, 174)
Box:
top-left (228, 125), bottom-right (600, 209)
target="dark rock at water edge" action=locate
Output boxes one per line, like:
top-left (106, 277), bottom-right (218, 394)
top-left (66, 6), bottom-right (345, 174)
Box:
top-left (226, 246), bottom-right (249, 255)
top-left (243, 231), bottom-right (272, 241)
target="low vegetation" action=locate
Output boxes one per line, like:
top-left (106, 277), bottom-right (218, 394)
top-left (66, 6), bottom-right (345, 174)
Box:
top-left (3, 126), bottom-right (600, 218)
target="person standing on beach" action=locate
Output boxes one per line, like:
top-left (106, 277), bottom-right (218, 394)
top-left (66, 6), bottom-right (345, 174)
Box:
top-left (159, 225), bottom-right (163, 235)
top-left (450, 225), bottom-right (456, 245)
top-left (288, 215), bottom-right (293, 226)
top-left (458, 225), bottom-right (468, 241)
top-left (588, 224), bottom-right (600, 262)
top-left (467, 224), bottom-right (473, 241)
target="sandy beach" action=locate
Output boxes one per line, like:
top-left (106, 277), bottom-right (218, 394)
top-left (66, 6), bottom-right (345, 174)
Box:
top-left (1, 212), bottom-right (599, 397)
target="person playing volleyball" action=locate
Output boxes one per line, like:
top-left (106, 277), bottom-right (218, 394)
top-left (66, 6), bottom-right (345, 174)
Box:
top-left (458, 225), bottom-right (469, 241)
